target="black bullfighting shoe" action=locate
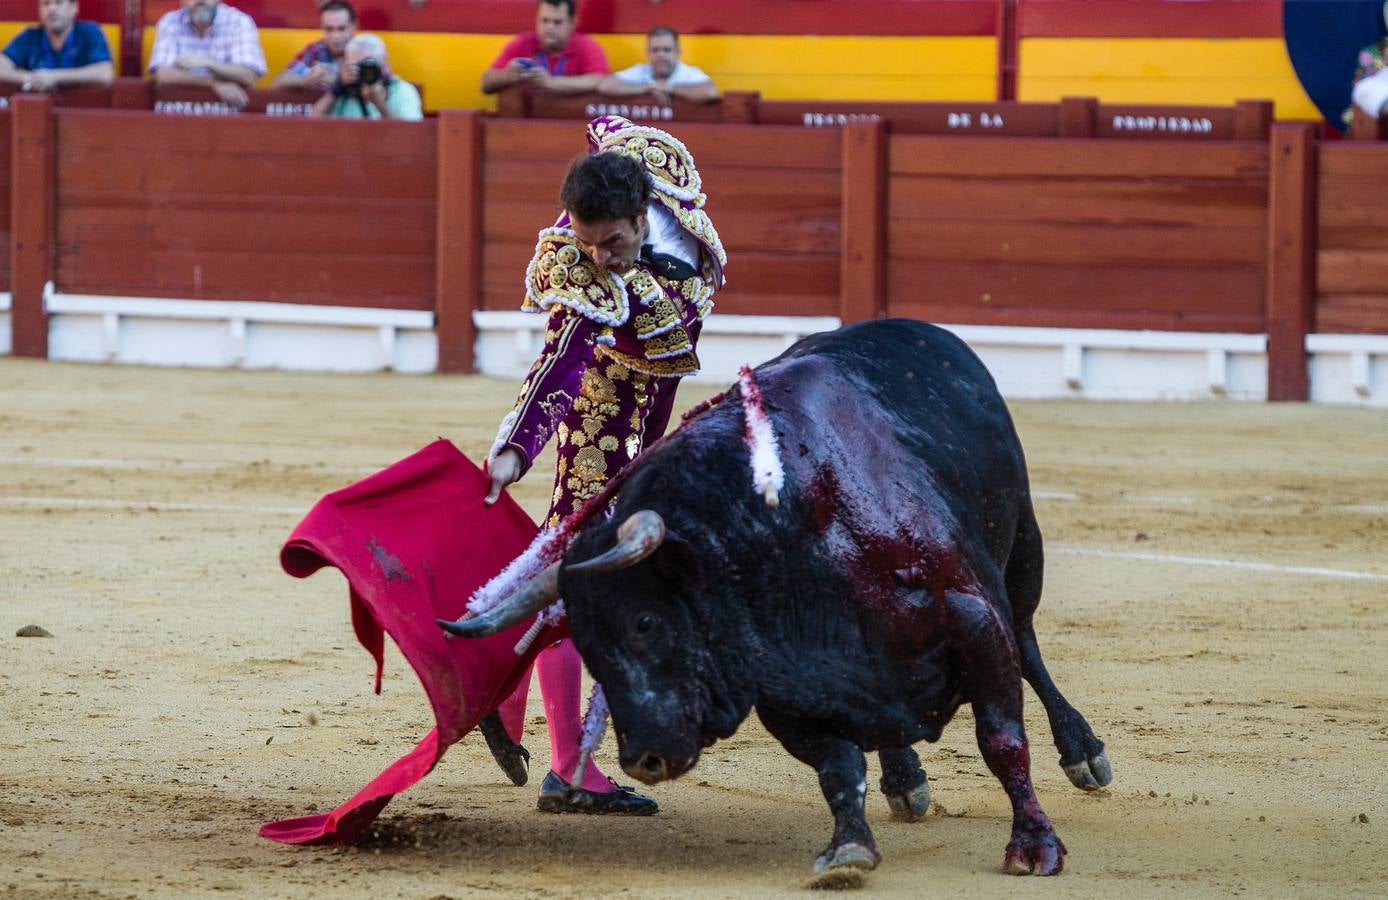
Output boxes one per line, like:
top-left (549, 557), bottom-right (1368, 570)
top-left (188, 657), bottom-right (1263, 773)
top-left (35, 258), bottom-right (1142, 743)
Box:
top-left (477, 710), bottom-right (530, 787)
top-left (535, 770), bottom-right (659, 815)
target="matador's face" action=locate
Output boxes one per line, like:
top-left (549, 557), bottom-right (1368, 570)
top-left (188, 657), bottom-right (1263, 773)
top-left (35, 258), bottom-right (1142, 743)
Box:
top-left (569, 212), bottom-right (649, 274)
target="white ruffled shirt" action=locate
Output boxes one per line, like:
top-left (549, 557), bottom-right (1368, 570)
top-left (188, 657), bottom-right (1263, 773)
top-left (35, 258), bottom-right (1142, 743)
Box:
top-left (645, 201), bottom-right (700, 271)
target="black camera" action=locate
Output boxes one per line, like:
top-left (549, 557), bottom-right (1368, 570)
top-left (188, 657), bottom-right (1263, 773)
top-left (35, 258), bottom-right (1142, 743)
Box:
top-left (357, 58), bottom-right (384, 86)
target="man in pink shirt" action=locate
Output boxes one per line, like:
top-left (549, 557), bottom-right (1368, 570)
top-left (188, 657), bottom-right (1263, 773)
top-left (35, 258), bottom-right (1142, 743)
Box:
top-left (481, 0), bottom-right (609, 96)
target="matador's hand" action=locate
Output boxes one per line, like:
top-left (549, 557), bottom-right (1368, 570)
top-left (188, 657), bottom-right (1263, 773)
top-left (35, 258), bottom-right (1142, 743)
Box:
top-left (484, 447), bottom-right (523, 506)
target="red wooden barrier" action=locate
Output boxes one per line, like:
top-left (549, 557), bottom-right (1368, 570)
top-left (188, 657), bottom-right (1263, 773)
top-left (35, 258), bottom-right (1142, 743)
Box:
top-left (840, 119), bottom-right (886, 322)
top-left (436, 109), bottom-right (483, 373)
top-left (0, 109), bottom-right (9, 293)
top-left (1315, 144), bottom-right (1388, 336)
top-left (52, 110), bottom-right (437, 308)
top-left (1265, 123), bottom-right (1317, 401)
top-left (885, 135), bottom-right (1271, 332)
top-left (0, 84), bottom-right (116, 111)
top-left (5, 97), bottom-right (1386, 400)
top-left (496, 88), bottom-right (757, 125)
top-left (507, 92), bottom-right (1275, 142)
top-left (10, 94), bottom-right (52, 358)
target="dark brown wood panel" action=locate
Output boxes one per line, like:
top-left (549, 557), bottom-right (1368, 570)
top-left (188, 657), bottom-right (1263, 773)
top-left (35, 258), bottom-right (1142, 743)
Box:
top-left (59, 203), bottom-right (435, 257)
top-left (711, 288), bottom-right (840, 319)
top-left (1316, 250), bottom-right (1388, 296)
top-left (1315, 295), bottom-right (1388, 335)
top-left (889, 175), bottom-right (1267, 228)
top-left (0, 110), bottom-right (10, 291)
top-left (889, 135), bottom-right (1268, 180)
top-left (1315, 144), bottom-right (1388, 336)
top-left (889, 219), bottom-right (1266, 265)
top-left (57, 109), bottom-right (434, 154)
top-left (887, 259), bottom-right (1266, 331)
top-left (888, 299), bottom-right (1264, 333)
top-left (55, 248), bottom-right (432, 308)
top-left (53, 111), bottom-right (437, 308)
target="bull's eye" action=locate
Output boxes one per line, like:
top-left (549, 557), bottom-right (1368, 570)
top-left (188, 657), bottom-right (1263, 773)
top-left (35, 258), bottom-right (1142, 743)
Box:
top-left (635, 612), bottom-right (655, 634)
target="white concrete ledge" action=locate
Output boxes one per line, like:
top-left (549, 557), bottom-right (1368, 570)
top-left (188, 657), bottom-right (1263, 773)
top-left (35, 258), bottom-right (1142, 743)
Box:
top-left (42, 289), bottom-right (436, 373)
top-left (1306, 333), bottom-right (1388, 404)
top-left (473, 309), bottom-right (841, 382)
top-left (936, 324), bottom-right (1268, 401)
top-left (1, 292), bottom-right (1383, 405)
top-left (45, 291), bottom-right (435, 328)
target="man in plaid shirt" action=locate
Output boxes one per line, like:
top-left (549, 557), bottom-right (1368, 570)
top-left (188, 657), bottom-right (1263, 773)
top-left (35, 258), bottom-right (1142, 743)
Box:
top-left (273, 0), bottom-right (356, 92)
top-left (148, 0), bottom-right (265, 109)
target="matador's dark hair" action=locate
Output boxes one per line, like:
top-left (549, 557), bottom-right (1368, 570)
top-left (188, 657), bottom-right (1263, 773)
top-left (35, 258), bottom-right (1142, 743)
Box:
top-left (559, 151), bottom-right (651, 223)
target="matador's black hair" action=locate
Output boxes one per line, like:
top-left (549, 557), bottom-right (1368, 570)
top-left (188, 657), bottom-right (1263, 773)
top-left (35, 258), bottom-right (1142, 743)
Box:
top-left (559, 151), bottom-right (651, 223)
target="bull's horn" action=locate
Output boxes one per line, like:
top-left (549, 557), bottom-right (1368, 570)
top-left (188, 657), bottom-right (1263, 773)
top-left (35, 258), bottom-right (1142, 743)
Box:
top-left (437, 561), bottom-right (561, 638)
top-left (564, 510), bottom-right (666, 575)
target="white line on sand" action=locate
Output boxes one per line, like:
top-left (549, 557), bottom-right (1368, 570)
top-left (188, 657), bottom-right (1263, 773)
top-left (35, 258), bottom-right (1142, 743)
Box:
top-left (2, 496), bottom-right (1382, 582)
top-left (0, 496), bottom-right (307, 515)
top-left (0, 455), bottom-right (370, 476)
top-left (1032, 490), bottom-right (1379, 515)
top-left (1052, 547), bottom-right (1388, 582)
top-left (0, 455), bottom-right (229, 471)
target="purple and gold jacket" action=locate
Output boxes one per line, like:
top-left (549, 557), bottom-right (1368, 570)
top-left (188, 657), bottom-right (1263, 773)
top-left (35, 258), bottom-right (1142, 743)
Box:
top-left (490, 116), bottom-right (727, 485)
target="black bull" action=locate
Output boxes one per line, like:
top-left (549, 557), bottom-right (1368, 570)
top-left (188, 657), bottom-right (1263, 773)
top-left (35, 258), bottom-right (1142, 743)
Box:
top-left (443, 319), bottom-right (1112, 882)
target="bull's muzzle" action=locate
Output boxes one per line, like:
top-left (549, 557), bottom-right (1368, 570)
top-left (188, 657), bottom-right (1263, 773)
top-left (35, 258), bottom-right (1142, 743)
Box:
top-left (624, 751), bottom-right (671, 785)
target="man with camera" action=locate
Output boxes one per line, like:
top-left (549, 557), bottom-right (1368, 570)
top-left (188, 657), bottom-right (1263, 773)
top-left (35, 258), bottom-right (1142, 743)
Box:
top-left (311, 33), bottom-right (421, 120)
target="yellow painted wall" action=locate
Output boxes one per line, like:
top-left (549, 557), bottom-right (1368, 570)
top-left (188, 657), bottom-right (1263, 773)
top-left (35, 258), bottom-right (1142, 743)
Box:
top-left (598, 35), bottom-right (998, 102)
top-left (1019, 37), bottom-right (1319, 119)
top-left (0, 22), bottom-right (123, 74)
top-left (237, 30), bottom-right (997, 110)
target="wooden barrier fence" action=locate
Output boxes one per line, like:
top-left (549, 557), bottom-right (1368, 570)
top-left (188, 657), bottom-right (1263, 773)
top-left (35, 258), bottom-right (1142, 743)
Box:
top-left (5, 94), bottom-right (1387, 399)
top-left (500, 87), bottom-right (1279, 141)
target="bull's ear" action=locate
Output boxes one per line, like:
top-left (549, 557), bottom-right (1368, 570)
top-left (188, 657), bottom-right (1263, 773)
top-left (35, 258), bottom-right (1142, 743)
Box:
top-left (653, 533), bottom-right (704, 591)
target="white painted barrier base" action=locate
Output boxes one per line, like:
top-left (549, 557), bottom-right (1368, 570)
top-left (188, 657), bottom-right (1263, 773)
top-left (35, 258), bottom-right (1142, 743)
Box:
top-left (0, 292), bottom-right (10, 356)
top-left (1, 290), bottom-right (1386, 406)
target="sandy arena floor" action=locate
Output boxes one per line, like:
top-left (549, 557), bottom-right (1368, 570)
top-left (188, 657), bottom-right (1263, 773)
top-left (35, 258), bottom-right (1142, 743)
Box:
top-left (1, 356), bottom-right (1385, 898)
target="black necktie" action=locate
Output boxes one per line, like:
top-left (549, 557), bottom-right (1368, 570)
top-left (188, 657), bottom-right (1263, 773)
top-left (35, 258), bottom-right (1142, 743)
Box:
top-left (639, 244), bottom-right (698, 281)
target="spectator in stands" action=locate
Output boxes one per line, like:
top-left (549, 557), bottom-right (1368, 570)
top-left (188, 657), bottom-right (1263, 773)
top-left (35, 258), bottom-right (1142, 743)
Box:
top-left (597, 27), bottom-right (717, 105)
top-left (273, 1), bottom-right (356, 91)
top-left (0, 0), bottom-right (113, 92)
top-left (312, 33), bottom-right (421, 120)
top-left (1350, 35), bottom-right (1388, 121)
top-left (481, 0), bottom-right (609, 96)
top-left (148, 0), bottom-right (266, 110)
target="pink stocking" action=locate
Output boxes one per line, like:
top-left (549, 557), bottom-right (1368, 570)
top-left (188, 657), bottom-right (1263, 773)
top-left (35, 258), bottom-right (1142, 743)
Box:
top-left (497, 662), bottom-right (533, 744)
top-left (536, 638), bottom-right (612, 792)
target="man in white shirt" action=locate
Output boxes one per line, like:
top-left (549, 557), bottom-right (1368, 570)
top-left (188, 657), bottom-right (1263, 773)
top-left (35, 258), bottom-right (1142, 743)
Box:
top-left (597, 26), bottom-right (718, 104)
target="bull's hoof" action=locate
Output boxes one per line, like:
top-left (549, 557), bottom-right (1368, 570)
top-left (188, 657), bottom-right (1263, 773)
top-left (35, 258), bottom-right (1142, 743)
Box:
top-left (885, 778), bottom-right (931, 822)
top-left (809, 841), bottom-right (879, 889)
top-left (1002, 831), bottom-right (1066, 876)
top-left (1062, 750), bottom-right (1113, 791)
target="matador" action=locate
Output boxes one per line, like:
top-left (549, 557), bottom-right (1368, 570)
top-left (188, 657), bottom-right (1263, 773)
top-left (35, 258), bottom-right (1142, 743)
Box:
top-left (478, 115), bottom-right (726, 814)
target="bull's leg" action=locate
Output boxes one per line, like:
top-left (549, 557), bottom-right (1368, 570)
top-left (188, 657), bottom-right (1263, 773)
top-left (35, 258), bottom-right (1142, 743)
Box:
top-left (878, 746), bottom-right (930, 821)
top-left (756, 707), bottom-right (880, 885)
top-left (944, 589), bottom-right (1065, 875)
top-left (1005, 511), bottom-right (1113, 790)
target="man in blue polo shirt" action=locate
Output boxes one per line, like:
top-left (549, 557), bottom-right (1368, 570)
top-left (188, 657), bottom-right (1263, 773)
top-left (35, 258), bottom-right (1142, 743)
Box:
top-left (0, 0), bottom-right (113, 92)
